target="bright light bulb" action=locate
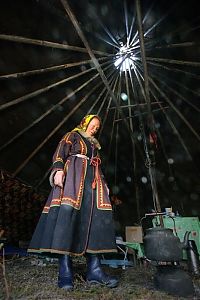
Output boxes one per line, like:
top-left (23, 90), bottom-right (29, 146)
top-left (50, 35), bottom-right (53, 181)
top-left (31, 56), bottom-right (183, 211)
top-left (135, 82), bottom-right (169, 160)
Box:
top-left (121, 92), bottom-right (128, 101)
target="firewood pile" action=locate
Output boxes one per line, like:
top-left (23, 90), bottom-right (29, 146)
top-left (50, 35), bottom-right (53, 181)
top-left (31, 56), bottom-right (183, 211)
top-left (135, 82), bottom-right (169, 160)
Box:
top-left (0, 170), bottom-right (46, 246)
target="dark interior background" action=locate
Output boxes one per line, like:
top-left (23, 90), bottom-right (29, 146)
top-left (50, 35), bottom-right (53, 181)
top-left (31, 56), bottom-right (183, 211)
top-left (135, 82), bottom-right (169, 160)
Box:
top-left (0, 0), bottom-right (199, 242)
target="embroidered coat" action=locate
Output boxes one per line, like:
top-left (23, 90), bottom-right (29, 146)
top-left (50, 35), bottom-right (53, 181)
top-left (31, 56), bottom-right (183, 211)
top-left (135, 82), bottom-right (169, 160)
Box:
top-left (28, 131), bottom-right (117, 256)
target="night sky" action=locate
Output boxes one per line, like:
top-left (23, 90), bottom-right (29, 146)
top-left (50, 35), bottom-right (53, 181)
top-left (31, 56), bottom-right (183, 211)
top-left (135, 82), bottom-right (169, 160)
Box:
top-left (0, 0), bottom-right (199, 227)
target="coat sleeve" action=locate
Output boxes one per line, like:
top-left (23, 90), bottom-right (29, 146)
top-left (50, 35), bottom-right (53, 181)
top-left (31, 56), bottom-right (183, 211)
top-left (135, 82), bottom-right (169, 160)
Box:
top-left (49, 132), bottom-right (74, 186)
top-left (97, 153), bottom-right (110, 195)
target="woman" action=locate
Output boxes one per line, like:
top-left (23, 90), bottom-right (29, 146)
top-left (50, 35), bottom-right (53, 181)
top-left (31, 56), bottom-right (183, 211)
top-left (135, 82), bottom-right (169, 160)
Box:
top-left (28, 114), bottom-right (118, 290)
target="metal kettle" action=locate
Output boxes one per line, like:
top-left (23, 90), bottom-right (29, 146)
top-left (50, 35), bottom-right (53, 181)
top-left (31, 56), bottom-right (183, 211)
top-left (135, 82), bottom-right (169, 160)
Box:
top-left (143, 227), bottom-right (190, 262)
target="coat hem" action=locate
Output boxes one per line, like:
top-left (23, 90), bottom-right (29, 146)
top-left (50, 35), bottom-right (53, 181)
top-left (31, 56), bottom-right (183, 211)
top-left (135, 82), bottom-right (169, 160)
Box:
top-left (27, 248), bottom-right (117, 256)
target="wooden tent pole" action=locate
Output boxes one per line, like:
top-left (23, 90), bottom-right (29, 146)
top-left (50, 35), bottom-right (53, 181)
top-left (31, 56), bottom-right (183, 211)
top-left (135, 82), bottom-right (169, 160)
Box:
top-left (135, 0), bottom-right (163, 226)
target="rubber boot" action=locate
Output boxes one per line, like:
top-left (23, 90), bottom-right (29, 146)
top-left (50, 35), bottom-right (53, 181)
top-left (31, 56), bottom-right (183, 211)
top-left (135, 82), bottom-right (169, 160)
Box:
top-left (86, 254), bottom-right (118, 288)
top-left (58, 255), bottom-right (73, 290)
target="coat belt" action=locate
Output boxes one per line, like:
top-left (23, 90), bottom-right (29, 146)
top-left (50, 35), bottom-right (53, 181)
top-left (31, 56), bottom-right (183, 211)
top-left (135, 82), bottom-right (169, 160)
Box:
top-left (72, 154), bottom-right (90, 160)
top-left (72, 154), bottom-right (101, 189)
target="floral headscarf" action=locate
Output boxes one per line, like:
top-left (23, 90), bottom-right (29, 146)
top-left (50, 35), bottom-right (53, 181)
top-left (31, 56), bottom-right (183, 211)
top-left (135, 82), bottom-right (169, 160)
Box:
top-left (72, 114), bottom-right (101, 149)
top-left (73, 114), bottom-right (101, 132)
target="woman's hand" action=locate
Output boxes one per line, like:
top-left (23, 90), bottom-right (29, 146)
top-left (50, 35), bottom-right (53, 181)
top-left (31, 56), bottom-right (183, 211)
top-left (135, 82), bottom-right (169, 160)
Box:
top-left (54, 170), bottom-right (65, 188)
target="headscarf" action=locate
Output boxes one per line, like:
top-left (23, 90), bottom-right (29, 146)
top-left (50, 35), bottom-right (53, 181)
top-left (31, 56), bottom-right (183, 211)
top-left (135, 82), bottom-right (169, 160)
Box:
top-left (73, 114), bottom-right (101, 132)
top-left (72, 114), bottom-right (101, 149)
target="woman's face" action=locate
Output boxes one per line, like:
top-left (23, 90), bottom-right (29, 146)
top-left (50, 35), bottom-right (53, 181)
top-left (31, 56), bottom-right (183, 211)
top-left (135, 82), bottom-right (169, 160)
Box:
top-left (86, 117), bottom-right (100, 137)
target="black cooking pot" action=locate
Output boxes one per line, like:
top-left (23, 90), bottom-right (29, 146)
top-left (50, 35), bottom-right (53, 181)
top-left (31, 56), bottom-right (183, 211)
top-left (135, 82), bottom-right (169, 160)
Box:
top-left (143, 227), bottom-right (189, 261)
top-left (154, 265), bottom-right (194, 297)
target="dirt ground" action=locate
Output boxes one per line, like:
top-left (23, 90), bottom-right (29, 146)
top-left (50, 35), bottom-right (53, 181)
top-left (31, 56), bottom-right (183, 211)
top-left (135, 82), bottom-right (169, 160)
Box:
top-left (0, 255), bottom-right (200, 300)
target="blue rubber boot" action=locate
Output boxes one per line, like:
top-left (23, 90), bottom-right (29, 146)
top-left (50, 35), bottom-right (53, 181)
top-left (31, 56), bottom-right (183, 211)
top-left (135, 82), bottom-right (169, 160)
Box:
top-left (86, 254), bottom-right (118, 288)
top-left (58, 255), bottom-right (73, 290)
